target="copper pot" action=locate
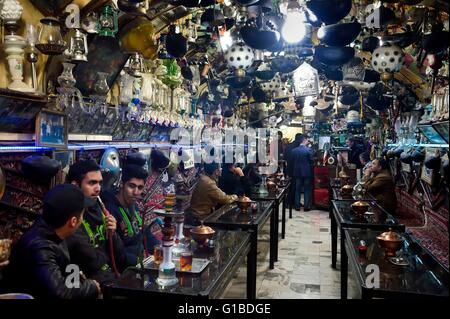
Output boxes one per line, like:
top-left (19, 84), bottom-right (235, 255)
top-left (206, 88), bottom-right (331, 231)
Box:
top-left (340, 184), bottom-right (354, 195)
top-left (267, 180), bottom-right (277, 192)
top-left (376, 229), bottom-right (404, 257)
top-left (238, 196), bottom-right (252, 212)
top-left (351, 201), bottom-right (370, 216)
top-left (190, 224), bottom-right (215, 245)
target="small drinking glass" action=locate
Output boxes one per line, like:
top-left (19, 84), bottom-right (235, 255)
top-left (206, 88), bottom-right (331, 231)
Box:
top-left (180, 251), bottom-right (193, 271)
top-left (153, 245), bottom-right (163, 266)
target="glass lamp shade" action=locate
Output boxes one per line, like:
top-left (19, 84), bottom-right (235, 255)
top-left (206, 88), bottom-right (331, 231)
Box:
top-left (25, 24), bottom-right (38, 47)
top-left (93, 72), bottom-right (110, 95)
top-left (36, 17), bottom-right (67, 55)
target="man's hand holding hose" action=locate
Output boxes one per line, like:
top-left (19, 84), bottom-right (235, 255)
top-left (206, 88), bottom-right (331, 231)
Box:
top-left (97, 197), bottom-right (120, 278)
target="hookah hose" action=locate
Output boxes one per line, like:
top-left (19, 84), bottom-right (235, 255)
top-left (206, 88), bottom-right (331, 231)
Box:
top-left (97, 197), bottom-right (120, 278)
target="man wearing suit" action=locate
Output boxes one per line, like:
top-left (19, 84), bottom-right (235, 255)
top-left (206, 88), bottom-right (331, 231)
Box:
top-left (284, 133), bottom-right (303, 207)
top-left (292, 135), bottom-right (314, 211)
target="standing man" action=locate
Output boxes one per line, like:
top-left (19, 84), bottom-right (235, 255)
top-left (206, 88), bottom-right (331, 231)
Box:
top-left (292, 135), bottom-right (314, 211)
top-left (66, 160), bottom-right (126, 284)
top-left (285, 133), bottom-right (303, 208)
top-left (101, 164), bottom-right (150, 266)
top-left (3, 184), bottom-right (100, 299)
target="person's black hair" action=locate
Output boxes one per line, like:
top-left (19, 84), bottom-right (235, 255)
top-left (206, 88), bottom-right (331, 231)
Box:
top-left (66, 159), bottom-right (101, 184)
top-left (294, 133), bottom-right (303, 142)
top-left (359, 152), bottom-right (371, 163)
top-left (122, 164), bottom-right (149, 183)
top-left (298, 135), bottom-right (306, 144)
top-left (43, 203), bottom-right (83, 229)
top-left (204, 162), bottom-right (220, 175)
top-left (222, 162), bottom-right (234, 171)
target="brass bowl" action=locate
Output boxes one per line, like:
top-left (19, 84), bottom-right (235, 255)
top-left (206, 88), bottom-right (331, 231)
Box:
top-left (351, 201), bottom-right (370, 216)
top-left (0, 239), bottom-right (12, 263)
top-left (340, 184), bottom-right (354, 195)
top-left (190, 225), bottom-right (215, 245)
top-left (377, 229), bottom-right (404, 257)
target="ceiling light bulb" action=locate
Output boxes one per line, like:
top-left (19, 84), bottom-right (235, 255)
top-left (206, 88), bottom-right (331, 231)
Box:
top-left (219, 30), bottom-right (233, 51)
top-left (281, 3), bottom-right (307, 44)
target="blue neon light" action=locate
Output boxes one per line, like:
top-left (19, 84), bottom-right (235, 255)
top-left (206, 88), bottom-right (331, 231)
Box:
top-left (0, 146), bottom-right (53, 152)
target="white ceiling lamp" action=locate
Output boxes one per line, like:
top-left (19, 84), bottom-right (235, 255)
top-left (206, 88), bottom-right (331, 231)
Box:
top-left (281, 0), bottom-right (308, 44)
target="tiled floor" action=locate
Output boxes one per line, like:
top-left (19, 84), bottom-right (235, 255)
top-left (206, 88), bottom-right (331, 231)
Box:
top-left (222, 208), bottom-right (359, 299)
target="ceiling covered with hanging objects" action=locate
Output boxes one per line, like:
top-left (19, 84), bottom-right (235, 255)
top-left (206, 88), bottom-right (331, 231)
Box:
top-left (32, 0), bottom-right (448, 130)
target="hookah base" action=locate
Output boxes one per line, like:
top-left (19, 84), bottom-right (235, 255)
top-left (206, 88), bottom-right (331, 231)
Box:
top-left (156, 277), bottom-right (179, 288)
top-left (8, 82), bottom-right (35, 93)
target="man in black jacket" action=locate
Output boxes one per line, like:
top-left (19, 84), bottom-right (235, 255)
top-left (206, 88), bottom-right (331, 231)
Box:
top-left (218, 162), bottom-right (246, 196)
top-left (346, 137), bottom-right (366, 169)
top-left (66, 160), bottom-right (126, 284)
top-left (3, 184), bottom-right (100, 299)
top-left (242, 163), bottom-right (262, 196)
top-left (102, 164), bottom-right (150, 266)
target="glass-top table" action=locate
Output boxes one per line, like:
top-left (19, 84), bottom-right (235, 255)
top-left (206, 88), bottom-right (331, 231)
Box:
top-left (343, 228), bottom-right (449, 299)
top-left (250, 180), bottom-right (291, 253)
top-left (103, 230), bottom-right (250, 299)
top-left (330, 200), bottom-right (406, 298)
top-left (331, 188), bottom-right (376, 202)
top-left (204, 201), bottom-right (274, 299)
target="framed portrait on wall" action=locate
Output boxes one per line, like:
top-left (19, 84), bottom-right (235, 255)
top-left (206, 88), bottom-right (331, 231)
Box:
top-left (35, 109), bottom-right (68, 149)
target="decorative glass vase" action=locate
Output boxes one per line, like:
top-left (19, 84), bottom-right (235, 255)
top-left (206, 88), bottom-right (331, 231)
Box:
top-left (57, 62), bottom-right (76, 88)
top-left (93, 72), bottom-right (110, 95)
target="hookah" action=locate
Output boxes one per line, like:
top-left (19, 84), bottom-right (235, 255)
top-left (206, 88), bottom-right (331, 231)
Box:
top-left (258, 174), bottom-right (269, 196)
top-left (153, 208), bottom-right (183, 287)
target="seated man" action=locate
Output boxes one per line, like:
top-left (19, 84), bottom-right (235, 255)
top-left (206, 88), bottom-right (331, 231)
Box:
top-left (102, 164), bottom-right (151, 266)
top-left (3, 184), bottom-right (100, 299)
top-left (242, 162), bottom-right (263, 196)
top-left (187, 163), bottom-right (238, 225)
top-left (359, 152), bottom-right (372, 182)
top-left (66, 160), bottom-right (126, 283)
top-left (218, 162), bottom-right (246, 196)
top-left (364, 158), bottom-right (397, 214)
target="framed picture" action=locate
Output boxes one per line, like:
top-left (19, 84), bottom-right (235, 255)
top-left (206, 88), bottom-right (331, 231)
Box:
top-left (36, 109), bottom-right (68, 149)
top-left (53, 150), bottom-right (75, 183)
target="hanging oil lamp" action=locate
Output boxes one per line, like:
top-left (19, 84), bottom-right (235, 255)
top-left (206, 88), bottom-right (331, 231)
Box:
top-left (25, 23), bottom-right (39, 91)
top-left (36, 17), bottom-right (67, 55)
top-left (97, 5), bottom-right (118, 37)
top-left (68, 29), bottom-right (88, 62)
